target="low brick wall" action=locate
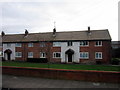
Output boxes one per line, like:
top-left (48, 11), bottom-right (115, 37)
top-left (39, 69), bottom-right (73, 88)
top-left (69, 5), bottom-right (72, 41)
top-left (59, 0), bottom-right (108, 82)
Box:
top-left (2, 66), bottom-right (120, 83)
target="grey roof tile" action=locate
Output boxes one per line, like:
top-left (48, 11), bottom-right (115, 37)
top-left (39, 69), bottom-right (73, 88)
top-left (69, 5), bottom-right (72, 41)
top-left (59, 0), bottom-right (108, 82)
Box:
top-left (2, 30), bottom-right (111, 43)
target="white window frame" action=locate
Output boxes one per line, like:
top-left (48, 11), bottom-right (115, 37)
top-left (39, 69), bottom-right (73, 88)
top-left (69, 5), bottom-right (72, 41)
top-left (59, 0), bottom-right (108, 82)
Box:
top-left (40, 52), bottom-right (46, 58)
top-left (15, 43), bottom-right (22, 47)
top-left (28, 52), bottom-right (33, 58)
top-left (95, 41), bottom-right (102, 46)
top-left (53, 52), bottom-right (61, 58)
top-left (15, 52), bottom-right (22, 57)
top-left (80, 41), bottom-right (89, 46)
top-left (53, 42), bottom-right (61, 47)
top-left (80, 52), bottom-right (89, 59)
top-left (95, 52), bottom-right (102, 59)
top-left (28, 43), bottom-right (33, 47)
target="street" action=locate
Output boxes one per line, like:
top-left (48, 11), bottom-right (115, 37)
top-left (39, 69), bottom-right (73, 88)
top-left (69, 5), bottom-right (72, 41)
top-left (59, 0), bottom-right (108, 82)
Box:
top-left (2, 74), bottom-right (120, 88)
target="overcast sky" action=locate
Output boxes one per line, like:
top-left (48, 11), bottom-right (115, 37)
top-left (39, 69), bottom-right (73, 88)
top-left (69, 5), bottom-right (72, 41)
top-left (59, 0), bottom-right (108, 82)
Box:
top-left (0, 0), bottom-right (119, 41)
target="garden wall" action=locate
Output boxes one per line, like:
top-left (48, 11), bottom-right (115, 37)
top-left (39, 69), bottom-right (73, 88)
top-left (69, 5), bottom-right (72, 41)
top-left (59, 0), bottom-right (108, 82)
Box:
top-left (2, 66), bottom-right (120, 83)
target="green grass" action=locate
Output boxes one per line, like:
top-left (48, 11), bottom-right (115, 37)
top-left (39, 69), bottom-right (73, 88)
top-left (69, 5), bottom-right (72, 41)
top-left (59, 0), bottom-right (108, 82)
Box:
top-left (1, 61), bottom-right (120, 72)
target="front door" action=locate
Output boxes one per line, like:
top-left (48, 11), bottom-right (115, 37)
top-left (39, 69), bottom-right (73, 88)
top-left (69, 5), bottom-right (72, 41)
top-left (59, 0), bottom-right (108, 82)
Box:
top-left (7, 53), bottom-right (11, 60)
top-left (68, 53), bottom-right (72, 62)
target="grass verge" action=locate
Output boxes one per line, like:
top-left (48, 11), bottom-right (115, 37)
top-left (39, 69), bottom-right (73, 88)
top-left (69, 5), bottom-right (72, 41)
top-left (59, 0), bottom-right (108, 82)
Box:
top-left (1, 61), bottom-right (120, 72)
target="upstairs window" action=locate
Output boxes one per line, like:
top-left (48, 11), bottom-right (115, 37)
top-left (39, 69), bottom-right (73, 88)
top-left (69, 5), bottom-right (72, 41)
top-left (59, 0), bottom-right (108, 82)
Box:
top-left (28, 52), bottom-right (33, 58)
top-left (53, 42), bottom-right (61, 47)
top-left (95, 52), bottom-right (102, 59)
top-left (80, 41), bottom-right (89, 46)
top-left (95, 41), bottom-right (102, 46)
top-left (40, 42), bottom-right (46, 47)
top-left (40, 52), bottom-right (46, 58)
top-left (67, 41), bottom-right (72, 46)
top-left (15, 43), bottom-right (21, 47)
top-left (53, 52), bottom-right (61, 58)
top-left (28, 43), bottom-right (33, 47)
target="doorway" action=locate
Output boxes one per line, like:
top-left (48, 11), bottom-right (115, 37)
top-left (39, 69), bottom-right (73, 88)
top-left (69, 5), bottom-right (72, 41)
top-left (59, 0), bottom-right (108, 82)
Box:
top-left (65, 49), bottom-right (74, 63)
top-left (7, 53), bottom-right (11, 60)
top-left (68, 53), bottom-right (72, 62)
top-left (4, 49), bottom-right (12, 60)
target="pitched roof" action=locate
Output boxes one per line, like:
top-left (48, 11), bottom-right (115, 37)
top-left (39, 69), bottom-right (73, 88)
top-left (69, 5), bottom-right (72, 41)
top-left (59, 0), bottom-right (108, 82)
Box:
top-left (2, 29), bottom-right (111, 43)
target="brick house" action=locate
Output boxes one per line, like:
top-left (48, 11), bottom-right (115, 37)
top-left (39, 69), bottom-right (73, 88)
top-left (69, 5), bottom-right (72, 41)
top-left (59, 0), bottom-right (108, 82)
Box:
top-left (1, 27), bottom-right (112, 64)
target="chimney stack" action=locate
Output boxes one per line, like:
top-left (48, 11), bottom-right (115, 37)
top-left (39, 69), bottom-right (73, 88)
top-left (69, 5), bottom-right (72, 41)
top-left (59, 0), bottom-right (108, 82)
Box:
top-left (53, 21), bottom-right (56, 37)
top-left (53, 28), bottom-right (56, 37)
top-left (1, 31), bottom-right (5, 37)
top-left (88, 26), bottom-right (91, 35)
top-left (88, 26), bottom-right (90, 33)
top-left (25, 29), bottom-right (29, 36)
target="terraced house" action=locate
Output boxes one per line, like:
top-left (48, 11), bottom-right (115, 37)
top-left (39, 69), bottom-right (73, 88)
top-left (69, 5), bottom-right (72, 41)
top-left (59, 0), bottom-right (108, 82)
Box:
top-left (1, 27), bottom-right (112, 64)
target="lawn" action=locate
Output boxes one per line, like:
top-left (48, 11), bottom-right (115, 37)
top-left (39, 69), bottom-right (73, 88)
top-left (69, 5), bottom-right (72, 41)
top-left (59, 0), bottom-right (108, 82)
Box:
top-left (1, 61), bottom-right (120, 72)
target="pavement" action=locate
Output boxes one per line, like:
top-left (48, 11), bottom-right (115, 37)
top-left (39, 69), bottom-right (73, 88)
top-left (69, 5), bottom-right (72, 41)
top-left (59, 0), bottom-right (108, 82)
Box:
top-left (2, 74), bottom-right (120, 89)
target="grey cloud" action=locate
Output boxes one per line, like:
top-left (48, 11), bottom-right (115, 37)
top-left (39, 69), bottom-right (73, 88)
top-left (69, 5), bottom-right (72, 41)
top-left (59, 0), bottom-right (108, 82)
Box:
top-left (2, 25), bottom-right (34, 34)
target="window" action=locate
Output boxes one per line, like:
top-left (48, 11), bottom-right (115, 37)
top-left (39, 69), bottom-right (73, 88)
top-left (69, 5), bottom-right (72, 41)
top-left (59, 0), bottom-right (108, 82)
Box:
top-left (53, 52), bottom-right (61, 58)
top-left (40, 52), bottom-right (46, 58)
top-left (15, 52), bottom-right (22, 57)
top-left (7, 43), bottom-right (11, 47)
top-left (80, 52), bottom-right (89, 59)
top-left (95, 52), bottom-right (102, 59)
top-left (67, 41), bottom-right (72, 46)
top-left (40, 42), bottom-right (46, 47)
top-left (53, 42), bottom-right (61, 47)
top-left (80, 41), bottom-right (89, 46)
top-left (95, 41), bottom-right (102, 46)
top-left (28, 43), bottom-right (33, 47)
top-left (15, 43), bottom-right (22, 47)
top-left (28, 52), bottom-right (33, 58)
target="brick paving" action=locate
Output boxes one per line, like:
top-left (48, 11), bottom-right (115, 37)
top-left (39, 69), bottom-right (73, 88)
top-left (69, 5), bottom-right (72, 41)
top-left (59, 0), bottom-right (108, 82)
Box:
top-left (2, 74), bottom-right (120, 88)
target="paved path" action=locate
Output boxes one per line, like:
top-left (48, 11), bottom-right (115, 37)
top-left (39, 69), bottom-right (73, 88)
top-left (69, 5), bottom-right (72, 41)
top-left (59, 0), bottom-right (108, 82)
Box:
top-left (2, 74), bottom-right (120, 88)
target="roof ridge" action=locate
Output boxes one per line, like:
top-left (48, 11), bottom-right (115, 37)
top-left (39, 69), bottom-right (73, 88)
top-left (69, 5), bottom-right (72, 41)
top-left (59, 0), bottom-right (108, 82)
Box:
top-left (2, 29), bottom-right (108, 36)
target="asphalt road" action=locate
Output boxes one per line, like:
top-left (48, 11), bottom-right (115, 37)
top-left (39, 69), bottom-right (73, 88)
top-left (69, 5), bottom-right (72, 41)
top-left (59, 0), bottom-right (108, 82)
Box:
top-left (2, 74), bottom-right (120, 89)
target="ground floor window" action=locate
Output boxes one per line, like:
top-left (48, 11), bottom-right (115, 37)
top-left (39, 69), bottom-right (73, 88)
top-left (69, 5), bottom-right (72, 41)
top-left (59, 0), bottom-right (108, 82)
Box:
top-left (80, 52), bottom-right (89, 59)
top-left (40, 52), bottom-right (46, 58)
top-left (95, 52), bottom-right (102, 59)
top-left (53, 52), bottom-right (61, 58)
top-left (15, 52), bottom-right (22, 57)
top-left (28, 52), bottom-right (33, 58)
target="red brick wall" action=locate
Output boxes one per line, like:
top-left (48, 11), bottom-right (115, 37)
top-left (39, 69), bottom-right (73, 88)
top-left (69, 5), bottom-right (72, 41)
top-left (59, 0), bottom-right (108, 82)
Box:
top-left (2, 66), bottom-right (120, 83)
top-left (15, 43), bottom-right (25, 61)
top-left (80, 41), bottom-right (111, 64)
top-left (15, 41), bottom-right (111, 64)
top-left (15, 42), bottom-right (61, 63)
top-left (50, 46), bottom-right (61, 63)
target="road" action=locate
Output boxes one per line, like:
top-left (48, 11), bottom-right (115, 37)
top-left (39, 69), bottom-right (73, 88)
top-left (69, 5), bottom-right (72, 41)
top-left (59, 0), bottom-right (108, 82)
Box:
top-left (2, 74), bottom-right (120, 89)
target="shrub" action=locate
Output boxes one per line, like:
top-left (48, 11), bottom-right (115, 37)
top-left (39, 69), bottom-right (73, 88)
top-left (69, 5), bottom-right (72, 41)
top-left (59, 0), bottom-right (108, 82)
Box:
top-left (111, 58), bottom-right (120, 65)
top-left (27, 58), bottom-right (48, 63)
top-left (96, 61), bottom-right (102, 65)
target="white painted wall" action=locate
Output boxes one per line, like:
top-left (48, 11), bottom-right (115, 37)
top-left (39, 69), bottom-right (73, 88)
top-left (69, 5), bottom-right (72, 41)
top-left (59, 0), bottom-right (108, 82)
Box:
top-left (3, 43), bottom-right (15, 60)
top-left (61, 42), bottom-right (80, 63)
